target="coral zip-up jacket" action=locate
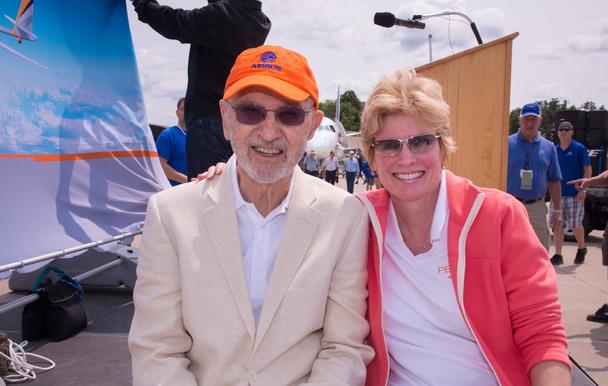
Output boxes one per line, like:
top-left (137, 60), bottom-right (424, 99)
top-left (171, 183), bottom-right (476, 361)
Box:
top-left (357, 171), bottom-right (570, 386)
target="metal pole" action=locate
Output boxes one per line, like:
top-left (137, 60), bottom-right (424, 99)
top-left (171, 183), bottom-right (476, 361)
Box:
top-left (0, 229), bottom-right (142, 274)
top-left (0, 258), bottom-right (124, 315)
top-left (428, 34), bottom-right (433, 62)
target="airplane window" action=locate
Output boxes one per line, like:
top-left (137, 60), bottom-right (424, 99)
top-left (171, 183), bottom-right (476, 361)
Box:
top-left (329, 125), bottom-right (336, 133)
top-left (318, 125), bottom-right (330, 131)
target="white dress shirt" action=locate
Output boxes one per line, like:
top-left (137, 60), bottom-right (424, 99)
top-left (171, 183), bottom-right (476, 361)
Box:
top-left (382, 170), bottom-right (497, 385)
top-left (323, 156), bottom-right (338, 171)
top-left (231, 163), bottom-right (295, 324)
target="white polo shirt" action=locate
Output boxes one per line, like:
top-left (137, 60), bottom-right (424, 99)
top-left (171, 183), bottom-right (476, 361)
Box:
top-left (382, 170), bottom-right (496, 385)
top-left (231, 163), bottom-right (295, 324)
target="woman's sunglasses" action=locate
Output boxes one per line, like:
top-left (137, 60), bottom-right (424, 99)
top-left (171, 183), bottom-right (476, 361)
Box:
top-left (371, 134), bottom-right (441, 157)
top-left (225, 100), bottom-right (310, 126)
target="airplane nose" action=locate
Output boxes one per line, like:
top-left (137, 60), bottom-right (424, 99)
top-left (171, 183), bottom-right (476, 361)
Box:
top-left (306, 131), bottom-right (338, 158)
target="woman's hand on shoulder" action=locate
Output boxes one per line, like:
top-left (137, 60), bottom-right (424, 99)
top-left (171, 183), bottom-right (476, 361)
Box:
top-left (191, 162), bottom-right (226, 182)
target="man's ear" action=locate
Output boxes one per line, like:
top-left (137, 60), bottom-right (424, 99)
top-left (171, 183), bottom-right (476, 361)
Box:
top-left (307, 110), bottom-right (324, 141)
top-left (219, 100), bottom-right (231, 140)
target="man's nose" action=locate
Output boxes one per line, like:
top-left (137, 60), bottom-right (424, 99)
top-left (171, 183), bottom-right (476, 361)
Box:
top-left (258, 112), bottom-right (282, 140)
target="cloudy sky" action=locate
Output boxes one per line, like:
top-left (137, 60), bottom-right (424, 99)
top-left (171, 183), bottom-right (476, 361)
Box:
top-left (126, 0), bottom-right (608, 127)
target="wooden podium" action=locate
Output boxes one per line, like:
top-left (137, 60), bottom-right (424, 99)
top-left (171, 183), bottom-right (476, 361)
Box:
top-left (416, 32), bottom-right (519, 190)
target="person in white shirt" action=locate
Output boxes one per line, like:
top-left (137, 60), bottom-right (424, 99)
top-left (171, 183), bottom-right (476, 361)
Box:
top-left (323, 150), bottom-right (339, 185)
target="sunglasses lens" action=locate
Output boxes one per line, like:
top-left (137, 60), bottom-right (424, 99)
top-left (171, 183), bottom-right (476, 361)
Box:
top-left (235, 105), bottom-right (265, 125)
top-left (276, 107), bottom-right (307, 126)
top-left (374, 139), bottom-right (402, 155)
top-left (408, 134), bottom-right (437, 153)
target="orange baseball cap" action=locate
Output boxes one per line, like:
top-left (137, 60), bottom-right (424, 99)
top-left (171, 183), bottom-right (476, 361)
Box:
top-left (224, 45), bottom-right (319, 108)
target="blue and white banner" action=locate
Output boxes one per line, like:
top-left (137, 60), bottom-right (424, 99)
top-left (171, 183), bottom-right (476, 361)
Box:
top-left (0, 0), bottom-right (169, 275)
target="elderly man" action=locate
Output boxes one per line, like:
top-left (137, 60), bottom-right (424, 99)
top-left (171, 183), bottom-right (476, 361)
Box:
top-left (344, 150), bottom-right (360, 194)
top-left (507, 102), bottom-right (562, 251)
top-left (550, 120), bottom-right (591, 265)
top-left (129, 45), bottom-right (373, 386)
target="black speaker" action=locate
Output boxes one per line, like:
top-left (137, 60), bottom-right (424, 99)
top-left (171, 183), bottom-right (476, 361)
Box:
top-left (589, 111), bottom-right (608, 129)
top-left (554, 110), bottom-right (587, 129)
top-left (588, 149), bottom-right (606, 176)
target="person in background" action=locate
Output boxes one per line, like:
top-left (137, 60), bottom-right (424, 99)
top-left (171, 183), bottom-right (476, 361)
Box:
top-left (303, 150), bottom-right (320, 177)
top-left (156, 97), bottom-right (188, 186)
top-left (507, 102), bottom-right (562, 252)
top-left (344, 150), bottom-right (360, 194)
top-left (361, 156), bottom-right (374, 191)
top-left (131, 0), bottom-right (271, 180)
top-left (550, 120), bottom-right (591, 265)
top-left (355, 149), bottom-right (364, 184)
top-left (569, 171), bottom-right (608, 323)
top-left (323, 150), bottom-right (338, 185)
top-left (129, 45), bottom-right (373, 385)
top-left (359, 68), bottom-right (570, 385)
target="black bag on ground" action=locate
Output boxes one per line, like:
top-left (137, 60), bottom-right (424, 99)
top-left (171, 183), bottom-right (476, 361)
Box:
top-left (21, 266), bottom-right (87, 341)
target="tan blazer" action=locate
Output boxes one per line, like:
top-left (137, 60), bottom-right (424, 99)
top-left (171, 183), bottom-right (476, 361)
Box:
top-left (129, 160), bottom-right (373, 386)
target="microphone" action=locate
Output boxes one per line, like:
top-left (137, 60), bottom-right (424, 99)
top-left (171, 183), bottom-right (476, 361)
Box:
top-left (374, 12), bottom-right (426, 29)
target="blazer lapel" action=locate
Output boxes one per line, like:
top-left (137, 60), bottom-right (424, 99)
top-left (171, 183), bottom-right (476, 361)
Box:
top-left (254, 169), bottom-right (321, 350)
top-left (201, 160), bottom-right (256, 339)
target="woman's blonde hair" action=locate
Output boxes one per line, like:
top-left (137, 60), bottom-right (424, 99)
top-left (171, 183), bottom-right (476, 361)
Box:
top-left (360, 68), bottom-right (456, 163)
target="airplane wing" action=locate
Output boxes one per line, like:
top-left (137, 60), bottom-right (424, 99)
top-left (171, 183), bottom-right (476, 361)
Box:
top-left (4, 14), bottom-right (16, 25)
top-left (0, 24), bottom-right (16, 37)
top-left (0, 40), bottom-right (51, 71)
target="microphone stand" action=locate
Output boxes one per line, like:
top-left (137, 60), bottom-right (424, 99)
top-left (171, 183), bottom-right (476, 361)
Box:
top-left (413, 11), bottom-right (483, 45)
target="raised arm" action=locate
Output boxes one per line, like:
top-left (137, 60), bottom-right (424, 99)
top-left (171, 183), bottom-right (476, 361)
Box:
top-left (131, 0), bottom-right (224, 44)
top-left (568, 170), bottom-right (608, 189)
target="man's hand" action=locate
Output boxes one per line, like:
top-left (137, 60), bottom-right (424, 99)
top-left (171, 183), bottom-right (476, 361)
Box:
top-left (567, 177), bottom-right (591, 190)
top-left (191, 162), bottom-right (226, 182)
top-left (549, 209), bottom-right (563, 229)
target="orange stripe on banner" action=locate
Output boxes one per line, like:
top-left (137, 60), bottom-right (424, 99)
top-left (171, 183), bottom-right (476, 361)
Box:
top-left (0, 150), bottom-right (159, 162)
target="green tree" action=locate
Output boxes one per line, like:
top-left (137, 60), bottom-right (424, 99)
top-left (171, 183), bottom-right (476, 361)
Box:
top-left (318, 90), bottom-right (364, 132)
top-left (580, 101), bottom-right (598, 111)
top-left (318, 99), bottom-right (336, 120)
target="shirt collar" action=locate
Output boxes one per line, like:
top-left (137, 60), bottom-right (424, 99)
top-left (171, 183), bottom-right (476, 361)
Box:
top-left (517, 130), bottom-right (540, 143)
top-left (230, 156), bottom-right (295, 217)
top-left (430, 169), bottom-right (448, 242)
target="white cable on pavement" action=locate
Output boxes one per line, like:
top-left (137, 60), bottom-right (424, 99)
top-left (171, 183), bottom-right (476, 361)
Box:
top-left (0, 339), bottom-right (55, 383)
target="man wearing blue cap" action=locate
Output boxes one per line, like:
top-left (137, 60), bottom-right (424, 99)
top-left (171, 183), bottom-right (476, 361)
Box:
top-left (507, 102), bottom-right (562, 252)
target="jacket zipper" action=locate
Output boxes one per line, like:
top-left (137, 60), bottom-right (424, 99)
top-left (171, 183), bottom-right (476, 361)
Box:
top-left (455, 193), bottom-right (502, 385)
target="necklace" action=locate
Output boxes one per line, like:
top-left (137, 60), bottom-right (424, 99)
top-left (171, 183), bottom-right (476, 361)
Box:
top-left (415, 240), bottom-right (432, 252)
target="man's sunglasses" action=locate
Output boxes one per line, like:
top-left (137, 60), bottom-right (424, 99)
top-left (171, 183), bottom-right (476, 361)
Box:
top-left (557, 128), bottom-right (572, 132)
top-left (371, 134), bottom-right (441, 157)
top-left (225, 100), bottom-right (310, 126)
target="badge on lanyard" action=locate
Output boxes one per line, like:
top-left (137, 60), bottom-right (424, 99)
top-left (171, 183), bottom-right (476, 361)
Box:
top-left (520, 169), bottom-right (533, 190)
top-left (520, 153), bottom-right (533, 190)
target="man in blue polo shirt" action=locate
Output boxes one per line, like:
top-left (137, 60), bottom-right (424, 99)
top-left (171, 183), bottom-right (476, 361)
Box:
top-left (507, 102), bottom-right (562, 251)
top-left (156, 97), bottom-right (188, 186)
top-left (551, 120), bottom-right (591, 265)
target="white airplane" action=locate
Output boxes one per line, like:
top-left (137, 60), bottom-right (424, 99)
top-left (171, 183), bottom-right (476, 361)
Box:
top-left (0, 0), bottom-right (51, 71)
top-left (305, 117), bottom-right (348, 159)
